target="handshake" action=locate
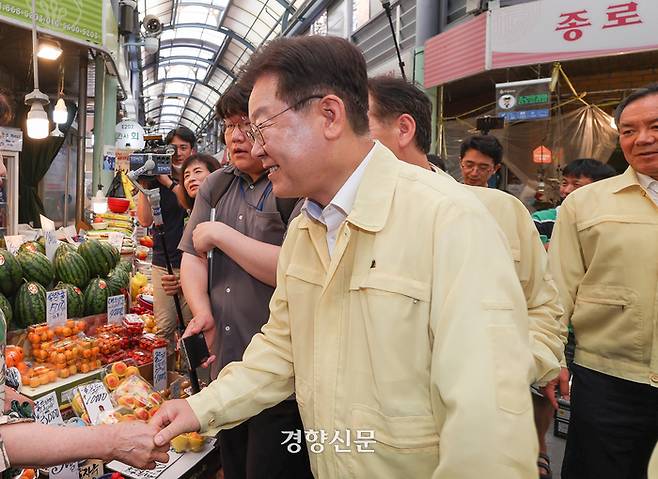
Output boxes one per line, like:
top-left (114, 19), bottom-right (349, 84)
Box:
top-left (106, 399), bottom-right (202, 469)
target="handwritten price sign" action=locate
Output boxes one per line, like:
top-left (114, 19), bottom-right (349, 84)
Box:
top-left (46, 289), bottom-right (68, 326)
top-left (107, 295), bottom-right (126, 325)
top-left (49, 461), bottom-right (79, 479)
top-left (3, 235), bottom-right (24, 254)
top-left (78, 381), bottom-right (113, 425)
top-left (108, 232), bottom-right (124, 251)
top-left (153, 347), bottom-right (167, 392)
top-left (45, 230), bottom-right (60, 261)
top-left (35, 392), bottom-right (64, 425)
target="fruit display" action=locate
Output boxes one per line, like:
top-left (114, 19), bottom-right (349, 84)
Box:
top-left (122, 314), bottom-right (144, 337)
top-left (52, 282), bottom-right (85, 319)
top-left (53, 248), bottom-right (91, 289)
top-left (0, 248), bottom-right (23, 297)
top-left (106, 268), bottom-right (130, 297)
top-left (138, 333), bottom-right (167, 352)
top-left (22, 363), bottom-right (58, 388)
top-left (78, 239), bottom-right (115, 278)
top-left (83, 278), bottom-right (110, 315)
top-left (5, 345), bottom-right (24, 368)
top-left (16, 250), bottom-right (54, 287)
top-left (130, 272), bottom-right (148, 300)
top-left (109, 372), bottom-right (163, 421)
top-left (14, 282), bottom-right (46, 328)
top-left (141, 314), bottom-right (156, 334)
top-left (170, 432), bottom-right (207, 453)
top-left (126, 349), bottom-right (151, 366)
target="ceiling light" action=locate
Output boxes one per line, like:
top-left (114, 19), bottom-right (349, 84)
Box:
top-left (50, 124), bottom-right (64, 137)
top-left (53, 97), bottom-right (68, 124)
top-left (37, 39), bottom-right (63, 60)
top-left (25, 89), bottom-right (50, 139)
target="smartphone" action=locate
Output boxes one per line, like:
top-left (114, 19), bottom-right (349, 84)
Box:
top-left (181, 332), bottom-right (210, 370)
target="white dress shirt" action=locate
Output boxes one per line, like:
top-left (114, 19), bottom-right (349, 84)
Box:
top-left (637, 171), bottom-right (658, 206)
top-left (302, 142), bottom-right (376, 257)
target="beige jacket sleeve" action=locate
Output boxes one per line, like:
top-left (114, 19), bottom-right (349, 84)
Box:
top-left (429, 202), bottom-right (537, 479)
top-left (512, 201), bottom-right (566, 385)
top-left (185, 226), bottom-right (297, 434)
top-left (547, 199), bottom-right (586, 332)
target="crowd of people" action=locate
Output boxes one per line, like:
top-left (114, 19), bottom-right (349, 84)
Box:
top-left (0, 34), bottom-right (657, 479)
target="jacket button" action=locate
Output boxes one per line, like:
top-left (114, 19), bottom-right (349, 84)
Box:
top-left (651, 374), bottom-right (658, 383)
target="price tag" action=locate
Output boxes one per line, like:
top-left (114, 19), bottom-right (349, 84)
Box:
top-left (153, 347), bottom-right (167, 392)
top-left (49, 461), bottom-right (80, 479)
top-left (46, 289), bottom-right (68, 326)
top-left (79, 460), bottom-right (103, 479)
top-left (40, 214), bottom-right (56, 232)
top-left (108, 232), bottom-right (124, 251)
top-left (45, 230), bottom-right (59, 261)
top-left (34, 392), bottom-right (64, 425)
top-left (107, 295), bottom-right (126, 325)
top-left (78, 381), bottom-right (113, 425)
top-left (3, 235), bottom-right (24, 254)
top-left (62, 225), bottom-right (77, 244)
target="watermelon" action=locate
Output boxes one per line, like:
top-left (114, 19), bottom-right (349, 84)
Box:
top-left (100, 241), bottom-right (120, 269)
top-left (78, 239), bottom-right (112, 278)
top-left (16, 250), bottom-right (54, 287)
top-left (107, 268), bottom-right (130, 296)
top-left (54, 250), bottom-right (90, 289)
top-left (19, 240), bottom-right (46, 255)
top-left (55, 243), bottom-right (75, 258)
top-left (0, 292), bottom-right (12, 328)
top-left (0, 248), bottom-right (23, 296)
top-left (15, 281), bottom-right (46, 328)
top-left (53, 282), bottom-right (85, 318)
top-left (83, 278), bottom-right (109, 315)
top-left (37, 236), bottom-right (46, 250)
top-left (117, 259), bottom-right (133, 274)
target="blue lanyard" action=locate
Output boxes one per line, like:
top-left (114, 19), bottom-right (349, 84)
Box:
top-left (239, 180), bottom-right (273, 211)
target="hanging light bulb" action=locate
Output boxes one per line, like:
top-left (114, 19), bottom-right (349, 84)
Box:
top-left (26, 99), bottom-right (50, 139)
top-left (53, 97), bottom-right (68, 124)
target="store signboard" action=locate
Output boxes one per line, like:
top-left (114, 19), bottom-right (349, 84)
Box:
top-left (0, 127), bottom-right (22, 152)
top-left (0, 0), bottom-right (103, 46)
top-left (490, 0), bottom-right (658, 68)
top-left (116, 120), bottom-right (146, 150)
top-left (496, 78), bottom-right (551, 122)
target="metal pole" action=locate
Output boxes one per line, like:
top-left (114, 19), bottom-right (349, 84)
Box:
top-left (75, 53), bottom-right (88, 228)
top-left (382, 2), bottom-right (406, 80)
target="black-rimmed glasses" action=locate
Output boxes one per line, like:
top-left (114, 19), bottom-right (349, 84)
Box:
top-left (246, 95), bottom-right (324, 146)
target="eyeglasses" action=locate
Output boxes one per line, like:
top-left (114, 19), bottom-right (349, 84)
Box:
top-left (461, 161), bottom-right (493, 173)
top-left (246, 95), bottom-right (324, 146)
top-left (222, 116), bottom-right (251, 136)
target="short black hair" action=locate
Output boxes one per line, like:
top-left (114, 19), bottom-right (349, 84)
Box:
top-left (237, 35), bottom-right (369, 135)
top-left (460, 135), bottom-right (503, 165)
top-left (562, 158), bottom-right (617, 181)
top-left (165, 126), bottom-right (196, 149)
top-left (367, 76), bottom-right (432, 154)
top-left (216, 84), bottom-right (250, 120)
top-left (179, 153), bottom-right (220, 209)
top-left (614, 83), bottom-right (658, 126)
top-left (427, 154), bottom-right (446, 171)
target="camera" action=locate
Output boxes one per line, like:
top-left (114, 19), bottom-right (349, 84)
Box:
top-left (143, 15), bottom-right (163, 37)
top-left (129, 135), bottom-right (174, 179)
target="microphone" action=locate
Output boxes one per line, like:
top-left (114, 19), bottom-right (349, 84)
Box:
top-left (127, 158), bottom-right (156, 181)
top-left (149, 189), bottom-right (164, 227)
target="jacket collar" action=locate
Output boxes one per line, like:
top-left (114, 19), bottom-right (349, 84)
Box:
top-left (612, 166), bottom-right (642, 194)
top-left (297, 141), bottom-right (400, 233)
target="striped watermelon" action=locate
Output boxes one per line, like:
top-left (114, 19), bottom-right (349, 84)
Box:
top-left (0, 249), bottom-right (23, 296)
top-left (107, 268), bottom-right (130, 296)
top-left (19, 241), bottom-right (46, 255)
top-left (117, 259), bottom-right (133, 275)
top-left (16, 251), bottom-right (54, 287)
top-left (78, 239), bottom-right (113, 278)
top-left (0, 292), bottom-right (12, 329)
top-left (83, 278), bottom-right (109, 315)
top-left (55, 243), bottom-right (75, 258)
top-left (15, 281), bottom-right (46, 328)
top-left (54, 250), bottom-right (90, 289)
top-left (100, 241), bottom-right (120, 269)
top-left (53, 282), bottom-right (85, 318)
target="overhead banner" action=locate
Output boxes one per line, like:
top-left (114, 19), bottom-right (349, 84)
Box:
top-left (491, 0), bottom-right (658, 68)
top-left (496, 78), bottom-right (551, 122)
top-left (0, 0), bottom-right (103, 45)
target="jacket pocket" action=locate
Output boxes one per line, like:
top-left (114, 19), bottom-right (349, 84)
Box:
top-left (350, 404), bottom-right (439, 451)
top-left (572, 284), bottom-right (643, 362)
top-left (488, 324), bottom-right (533, 415)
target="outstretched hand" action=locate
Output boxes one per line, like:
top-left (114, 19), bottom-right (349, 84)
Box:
top-left (150, 399), bottom-right (202, 448)
top-left (106, 421), bottom-right (171, 470)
